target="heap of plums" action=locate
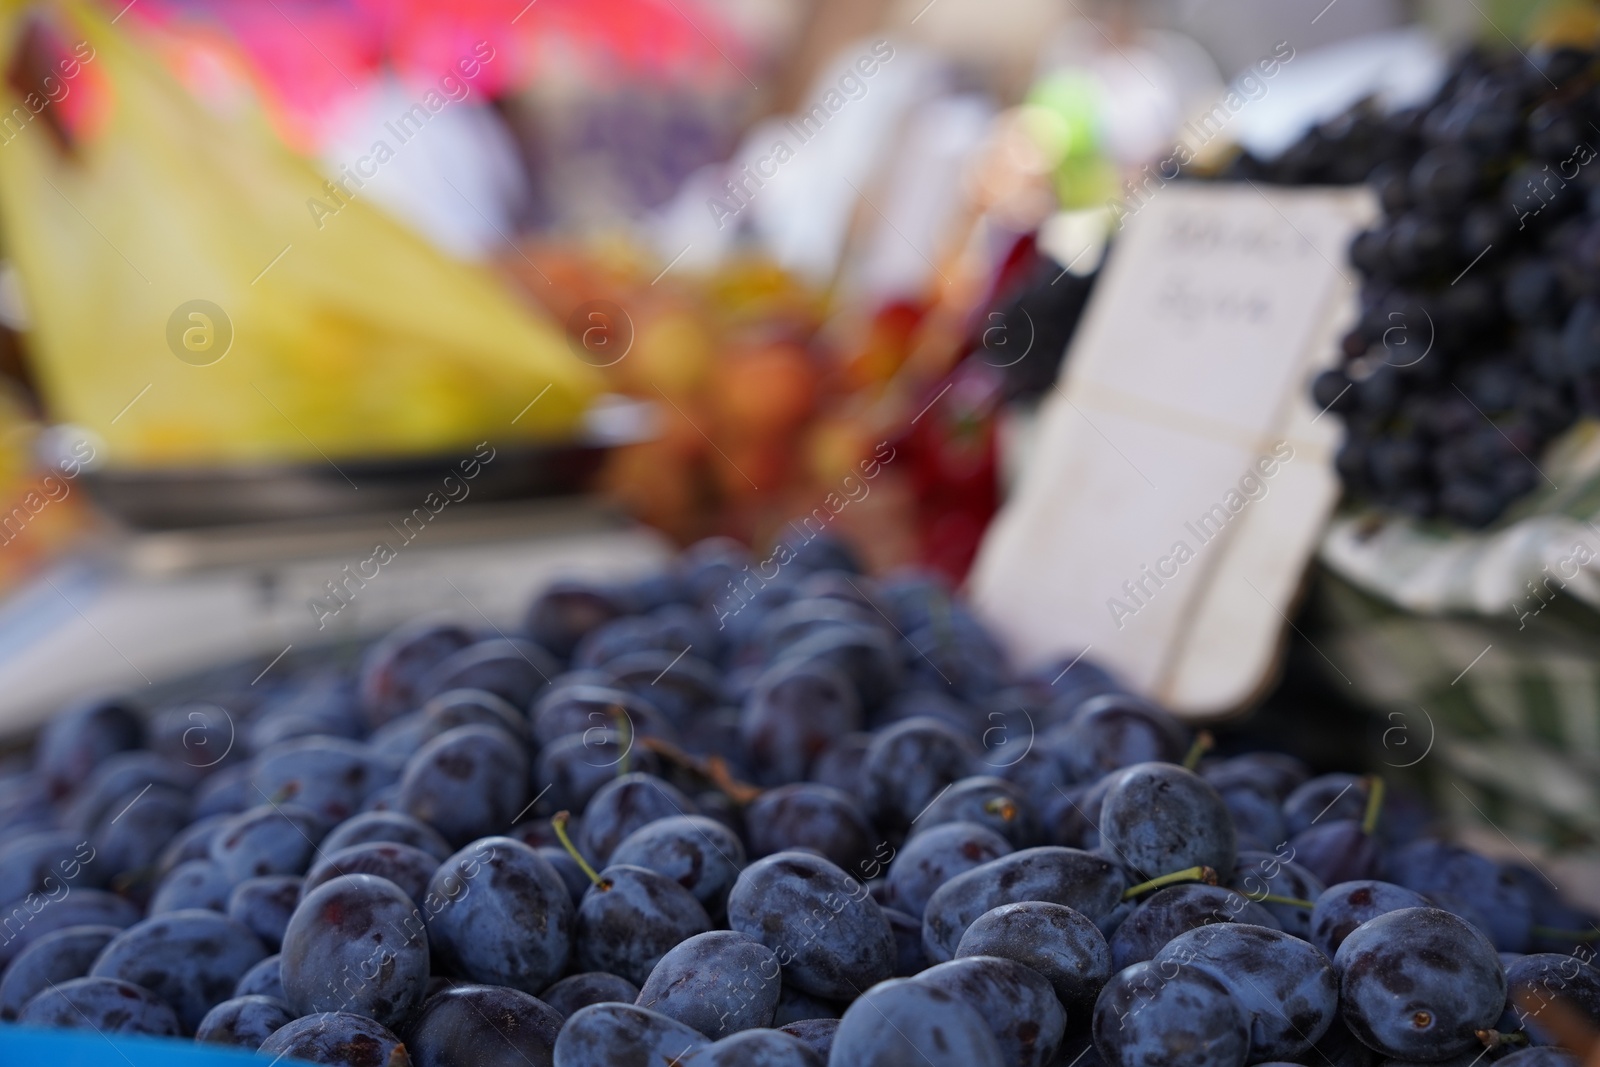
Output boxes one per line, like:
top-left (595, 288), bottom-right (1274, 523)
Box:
top-left (0, 534), bottom-right (1596, 1065)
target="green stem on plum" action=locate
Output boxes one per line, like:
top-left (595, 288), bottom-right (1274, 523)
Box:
top-left (1122, 865), bottom-right (1217, 900)
top-left (637, 736), bottom-right (763, 805)
top-left (1182, 731), bottom-right (1214, 771)
top-left (982, 796), bottom-right (1018, 823)
top-left (1254, 894), bottom-right (1317, 909)
top-left (1361, 775), bottom-right (1386, 836)
top-left (1475, 1028), bottom-right (1529, 1048)
top-left (610, 704), bottom-right (632, 777)
top-left (552, 810), bottom-right (606, 889)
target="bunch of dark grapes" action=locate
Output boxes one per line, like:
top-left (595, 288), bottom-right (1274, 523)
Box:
top-left (1, 535), bottom-right (1597, 1066)
top-left (1230, 45), bottom-right (1600, 528)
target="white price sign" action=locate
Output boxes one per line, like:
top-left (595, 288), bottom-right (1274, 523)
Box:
top-left (970, 182), bottom-right (1377, 718)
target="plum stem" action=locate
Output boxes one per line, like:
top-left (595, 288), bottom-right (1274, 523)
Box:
top-left (551, 810), bottom-right (605, 888)
top-left (1476, 1028), bottom-right (1529, 1048)
top-left (610, 704), bottom-right (632, 777)
top-left (1122, 865), bottom-right (1217, 899)
top-left (1254, 893), bottom-right (1317, 909)
top-left (1182, 731), bottom-right (1214, 771)
top-left (1361, 775), bottom-right (1386, 836)
top-left (638, 736), bottom-right (763, 805)
top-left (982, 796), bottom-right (1018, 822)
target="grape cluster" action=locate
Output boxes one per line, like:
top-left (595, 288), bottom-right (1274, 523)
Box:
top-left (0, 534), bottom-right (1597, 1066)
top-left (1238, 46), bottom-right (1600, 527)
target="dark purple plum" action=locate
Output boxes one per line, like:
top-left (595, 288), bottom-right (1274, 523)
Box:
top-left (807, 733), bottom-right (872, 797)
top-left (1108, 883), bottom-right (1279, 970)
top-left (601, 649), bottom-right (722, 729)
top-left (209, 803), bottom-right (327, 882)
top-left (258, 1010), bottom-right (414, 1067)
top-left (234, 953), bottom-right (285, 999)
top-left (913, 955), bottom-right (1066, 1067)
top-left (921, 847), bottom-right (1126, 963)
top-left (885, 820), bottom-right (1012, 918)
top-left (955, 900), bottom-right (1111, 1019)
top-left (61, 752), bottom-right (197, 834)
top-left (227, 875), bottom-right (303, 950)
top-left (1099, 763), bottom-right (1237, 883)
top-left (527, 578), bottom-right (624, 659)
top-left (280, 873), bottom-right (430, 1027)
top-left (416, 637), bottom-right (557, 712)
top-left (405, 983), bottom-right (562, 1067)
top-left (577, 773), bottom-right (698, 867)
top-left (194, 994), bottom-right (296, 1049)
top-left (34, 697), bottom-right (143, 801)
top-left (532, 728), bottom-right (664, 817)
top-left (551, 1002), bottom-right (709, 1066)
top-left (0, 831), bottom-right (103, 903)
top-left (681, 1028), bottom-right (823, 1066)
top-left (1151, 923), bottom-right (1337, 1061)
top-left (1385, 838), bottom-right (1533, 951)
top-left (303, 842), bottom-right (440, 909)
top-left (540, 972), bottom-right (639, 1019)
top-left (1227, 849), bottom-right (1325, 939)
top-left (1213, 778), bottom-right (1287, 849)
top-left (92, 784), bottom-right (193, 884)
top-left (539, 845), bottom-right (592, 904)
top-left (1309, 879), bottom-right (1431, 956)
top-left (156, 814), bottom-right (231, 878)
top-left (425, 837), bottom-right (572, 994)
top-left (1290, 820), bottom-right (1381, 886)
top-left (829, 978), bottom-right (1005, 1066)
top-left (776, 621), bottom-right (902, 714)
top-left (608, 814), bottom-right (745, 918)
top-left (573, 615), bottom-right (670, 671)
top-left (530, 684), bottom-right (674, 750)
top-left (740, 659), bottom-right (862, 785)
top-left (398, 725), bottom-right (528, 848)
top-left (254, 737), bottom-right (391, 824)
top-left (861, 717), bottom-right (974, 836)
top-left (1050, 694), bottom-right (1185, 783)
top-left (727, 851), bottom-right (895, 1001)
top-left (744, 783), bottom-right (876, 873)
top-left (0, 924), bottom-right (121, 1020)
top-left (1283, 773), bottom-right (1370, 836)
top-left (1334, 907), bottom-right (1507, 1061)
top-left (358, 619), bottom-right (476, 728)
top-left (575, 864), bottom-right (711, 987)
top-left (147, 702), bottom-right (240, 770)
top-left (1497, 1050), bottom-right (1584, 1066)
top-left (1201, 751), bottom-right (1311, 802)
top-left (777, 1018), bottom-right (838, 1061)
top-left (1092, 961), bottom-right (1248, 1067)
top-left (420, 687), bottom-right (528, 742)
top-left (635, 929), bottom-right (780, 1037)
top-left (17, 975), bottom-right (180, 1035)
top-left (192, 769), bottom-right (253, 820)
top-left (89, 908), bottom-right (267, 1031)
top-left (910, 775), bottom-right (1031, 847)
top-left (0, 888), bottom-right (140, 969)
top-left (321, 810), bottom-right (453, 862)
top-left (149, 859), bottom-right (232, 913)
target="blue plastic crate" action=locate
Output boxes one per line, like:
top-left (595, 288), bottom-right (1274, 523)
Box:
top-left (0, 1026), bottom-right (292, 1066)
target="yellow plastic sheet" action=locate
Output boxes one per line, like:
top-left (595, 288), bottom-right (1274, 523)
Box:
top-left (0, 0), bottom-right (601, 469)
